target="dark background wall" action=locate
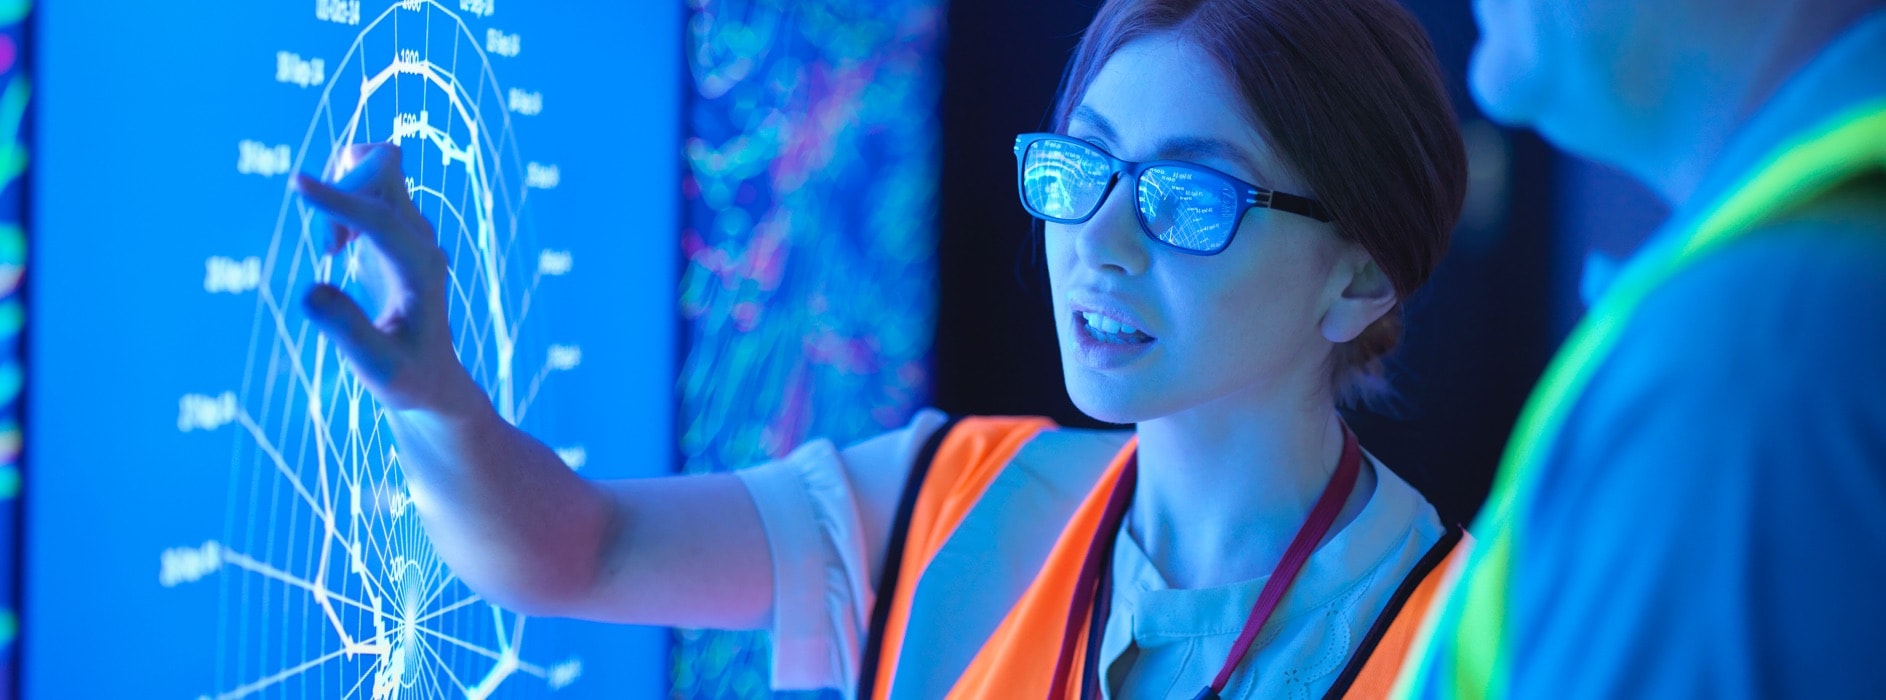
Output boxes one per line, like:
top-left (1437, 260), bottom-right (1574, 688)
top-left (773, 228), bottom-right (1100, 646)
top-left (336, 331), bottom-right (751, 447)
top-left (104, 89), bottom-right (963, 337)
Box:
top-left (930, 0), bottom-right (1608, 525)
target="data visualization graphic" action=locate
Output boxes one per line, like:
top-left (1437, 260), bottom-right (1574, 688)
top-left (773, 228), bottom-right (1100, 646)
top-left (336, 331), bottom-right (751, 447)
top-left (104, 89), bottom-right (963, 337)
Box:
top-left (207, 5), bottom-right (570, 696)
top-left (31, 2), bottom-right (676, 697)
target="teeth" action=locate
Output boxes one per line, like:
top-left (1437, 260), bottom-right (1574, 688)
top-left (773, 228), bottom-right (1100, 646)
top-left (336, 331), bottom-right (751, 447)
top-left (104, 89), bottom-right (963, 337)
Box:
top-left (1081, 311), bottom-right (1142, 337)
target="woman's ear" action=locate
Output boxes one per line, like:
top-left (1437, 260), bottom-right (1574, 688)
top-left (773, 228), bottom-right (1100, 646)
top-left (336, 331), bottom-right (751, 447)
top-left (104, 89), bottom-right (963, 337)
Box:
top-left (1321, 253), bottom-right (1397, 343)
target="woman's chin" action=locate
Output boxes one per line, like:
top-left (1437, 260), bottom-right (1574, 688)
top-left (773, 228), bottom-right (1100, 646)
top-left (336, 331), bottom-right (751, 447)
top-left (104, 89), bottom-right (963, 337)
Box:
top-left (1065, 380), bottom-right (1155, 426)
top-left (1059, 345), bottom-right (1176, 425)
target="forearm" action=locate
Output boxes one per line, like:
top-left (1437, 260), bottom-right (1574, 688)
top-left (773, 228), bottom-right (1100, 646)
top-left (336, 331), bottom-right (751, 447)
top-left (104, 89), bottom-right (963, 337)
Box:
top-left (387, 394), bottom-right (614, 616)
top-left (290, 146), bottom-right (638, 620)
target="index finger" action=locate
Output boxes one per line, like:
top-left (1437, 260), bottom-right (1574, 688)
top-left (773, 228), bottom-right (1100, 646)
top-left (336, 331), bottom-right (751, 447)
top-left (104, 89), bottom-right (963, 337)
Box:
top-left (326, 143), bottom-right (400, 194)
top-left (292, 172), bottom-right (434, 269)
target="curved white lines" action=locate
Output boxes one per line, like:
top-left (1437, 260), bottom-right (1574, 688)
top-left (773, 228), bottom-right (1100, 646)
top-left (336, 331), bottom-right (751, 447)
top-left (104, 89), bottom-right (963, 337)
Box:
top-left (190, 2), bottom-right (574, 698)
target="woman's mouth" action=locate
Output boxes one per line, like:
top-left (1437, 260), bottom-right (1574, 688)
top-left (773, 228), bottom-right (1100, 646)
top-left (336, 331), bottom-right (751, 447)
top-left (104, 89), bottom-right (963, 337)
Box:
top-left (1071, 309), bottom-right (1157, 370)
top-left (1077, 311), bottom-right (1155, 344)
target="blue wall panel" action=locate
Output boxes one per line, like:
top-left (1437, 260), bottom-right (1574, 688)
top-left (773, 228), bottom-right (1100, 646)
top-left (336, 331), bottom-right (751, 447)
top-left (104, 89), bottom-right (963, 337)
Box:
top-left (27, 2), bottom-right (676, 696)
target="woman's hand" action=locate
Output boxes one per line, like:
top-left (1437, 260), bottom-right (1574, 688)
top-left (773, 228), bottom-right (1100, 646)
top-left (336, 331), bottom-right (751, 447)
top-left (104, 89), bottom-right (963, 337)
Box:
top-left (287, 144), bottom-right (778, 629)
top-left (292, 142), bottom-right (486, 417)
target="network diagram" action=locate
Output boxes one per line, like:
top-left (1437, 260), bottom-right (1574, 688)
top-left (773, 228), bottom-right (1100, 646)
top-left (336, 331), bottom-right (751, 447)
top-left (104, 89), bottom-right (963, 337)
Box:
top-left (162, 2), bottom-right (584, 697)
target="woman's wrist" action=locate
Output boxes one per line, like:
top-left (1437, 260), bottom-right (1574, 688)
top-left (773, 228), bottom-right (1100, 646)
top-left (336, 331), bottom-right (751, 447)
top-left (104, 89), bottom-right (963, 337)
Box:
top-left (389, 363), bottom-right (501, 434)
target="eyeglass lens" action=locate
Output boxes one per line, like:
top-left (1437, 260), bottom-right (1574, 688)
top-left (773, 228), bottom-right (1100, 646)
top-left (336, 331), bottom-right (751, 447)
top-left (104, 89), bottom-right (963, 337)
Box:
top-left (1138, 165), bottom-right (1239, 252)
top-left (1020, 138), bottom-right (1112, 220)
top-left (1021, 138), bottom-right (1242, 253)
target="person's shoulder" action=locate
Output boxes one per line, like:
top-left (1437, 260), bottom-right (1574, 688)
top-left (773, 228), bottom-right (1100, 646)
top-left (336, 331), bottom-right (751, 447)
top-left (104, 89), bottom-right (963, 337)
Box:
top-left (935, 415), bottom-right (1128, 453)
top-left (1003, 422), bottom-right (1132, 480)
top-left (1503, 184), bottom-right (1886, 700)
top-left (1676, 174), bottom-right (1886, 299)
top-left (1555, 179), bottom-right (1886, 470)
top-left (900, 415), bottom-right (1123, 503)
top-left (1620, 182), bottom-right (1886, 387)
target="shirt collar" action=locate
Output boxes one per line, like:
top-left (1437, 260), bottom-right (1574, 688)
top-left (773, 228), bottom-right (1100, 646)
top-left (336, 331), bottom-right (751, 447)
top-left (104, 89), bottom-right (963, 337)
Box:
top-left (1105, 451), bottom-right (1435, 639)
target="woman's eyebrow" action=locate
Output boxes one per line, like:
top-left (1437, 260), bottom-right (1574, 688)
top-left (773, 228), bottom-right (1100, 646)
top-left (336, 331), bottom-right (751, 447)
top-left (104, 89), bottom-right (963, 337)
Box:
top-left (1156, 136), bottom-right (1273, 184)
top-left (1069, 105), bottom-right (1119, 141)
top-left (1073, 105), bottom-right (1276, 184)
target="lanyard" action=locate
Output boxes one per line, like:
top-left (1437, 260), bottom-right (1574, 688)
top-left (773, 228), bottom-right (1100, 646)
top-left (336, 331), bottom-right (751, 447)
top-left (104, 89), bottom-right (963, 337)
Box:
top-left (1048, 423), bottom-right (1364, 700)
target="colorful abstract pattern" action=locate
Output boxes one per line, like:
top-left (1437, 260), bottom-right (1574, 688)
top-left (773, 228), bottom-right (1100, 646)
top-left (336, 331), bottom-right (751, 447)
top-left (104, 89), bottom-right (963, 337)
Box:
top-left (0, 0), bottom-right (23, 695)
top-left (675, 0), bottom-right (944, 697)
top-left (0, 0), bottom-right (21, 698)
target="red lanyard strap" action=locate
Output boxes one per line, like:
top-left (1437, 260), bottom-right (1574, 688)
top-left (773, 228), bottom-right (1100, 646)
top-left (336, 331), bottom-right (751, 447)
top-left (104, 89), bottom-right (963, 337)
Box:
top-left (1049, 452), bottom-right (1139, 700)
top-left (1052, 423), bottom-right (1364, 700)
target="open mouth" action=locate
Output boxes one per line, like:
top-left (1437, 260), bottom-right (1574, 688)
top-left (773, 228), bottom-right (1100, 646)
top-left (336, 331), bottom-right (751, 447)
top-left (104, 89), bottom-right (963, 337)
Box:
top-left (1076, 310), bottom-right (1155, 345)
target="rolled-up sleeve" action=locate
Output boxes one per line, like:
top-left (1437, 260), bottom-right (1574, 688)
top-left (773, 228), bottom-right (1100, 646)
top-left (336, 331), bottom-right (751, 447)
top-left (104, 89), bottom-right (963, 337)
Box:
top-left (735, 408), bottom-right (949, 696)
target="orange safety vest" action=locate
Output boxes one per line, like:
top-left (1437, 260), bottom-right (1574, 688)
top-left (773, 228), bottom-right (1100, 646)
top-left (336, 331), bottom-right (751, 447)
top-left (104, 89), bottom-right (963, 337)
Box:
top-left (859, 416), bottom-right (1469, 700)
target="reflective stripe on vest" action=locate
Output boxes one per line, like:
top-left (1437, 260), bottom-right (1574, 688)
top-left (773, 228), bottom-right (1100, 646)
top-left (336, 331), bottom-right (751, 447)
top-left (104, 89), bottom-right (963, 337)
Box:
top-left (864, 416), bottom-right (1466, 699)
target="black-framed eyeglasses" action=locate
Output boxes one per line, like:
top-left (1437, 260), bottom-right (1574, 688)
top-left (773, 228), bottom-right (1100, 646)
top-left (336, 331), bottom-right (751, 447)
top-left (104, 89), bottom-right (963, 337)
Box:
top-left (1012, 133), bottom-right (1331, 256)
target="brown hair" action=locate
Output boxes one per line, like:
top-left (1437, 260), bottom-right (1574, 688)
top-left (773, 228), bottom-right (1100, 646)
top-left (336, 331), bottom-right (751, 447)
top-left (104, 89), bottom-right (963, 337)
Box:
top-left (1054, 0), bottom-right (1467, 404)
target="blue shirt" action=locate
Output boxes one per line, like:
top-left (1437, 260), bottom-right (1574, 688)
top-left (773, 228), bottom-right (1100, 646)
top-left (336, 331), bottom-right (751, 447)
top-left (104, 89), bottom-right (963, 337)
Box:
top-left (1509, 13), bottom-right (1886, 698)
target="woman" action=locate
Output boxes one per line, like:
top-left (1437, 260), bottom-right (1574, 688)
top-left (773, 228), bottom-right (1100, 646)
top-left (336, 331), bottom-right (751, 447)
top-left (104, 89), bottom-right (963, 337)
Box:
top-left (291, 0), bottom-right (1469, 697)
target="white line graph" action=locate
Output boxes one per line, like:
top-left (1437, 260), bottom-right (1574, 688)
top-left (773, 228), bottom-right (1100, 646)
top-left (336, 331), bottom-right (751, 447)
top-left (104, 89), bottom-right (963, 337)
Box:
top-left (161, 2), bottom-right (581, 697)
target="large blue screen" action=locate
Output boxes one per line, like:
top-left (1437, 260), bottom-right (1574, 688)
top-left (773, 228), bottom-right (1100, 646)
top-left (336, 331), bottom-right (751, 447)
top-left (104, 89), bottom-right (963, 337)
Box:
top-left (28, 2), bottom-right (676, 697)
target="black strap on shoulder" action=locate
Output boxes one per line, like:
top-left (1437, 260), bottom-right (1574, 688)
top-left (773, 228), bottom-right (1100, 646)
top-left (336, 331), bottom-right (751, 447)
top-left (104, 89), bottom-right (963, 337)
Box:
top-left (856, 414), bottom-right (962, 700)
top-left (1319, 523), bottom-right (1465, 700)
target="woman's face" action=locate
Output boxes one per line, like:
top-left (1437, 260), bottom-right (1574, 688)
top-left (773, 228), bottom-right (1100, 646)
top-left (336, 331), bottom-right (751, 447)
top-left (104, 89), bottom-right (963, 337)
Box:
top-left (1048, 34), bottom-right (1359, 425)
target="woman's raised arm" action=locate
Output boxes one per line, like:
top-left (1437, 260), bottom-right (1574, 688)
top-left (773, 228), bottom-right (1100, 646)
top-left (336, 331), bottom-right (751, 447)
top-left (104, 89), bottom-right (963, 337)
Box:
top-left (289, 142), bottom-right (829, 630)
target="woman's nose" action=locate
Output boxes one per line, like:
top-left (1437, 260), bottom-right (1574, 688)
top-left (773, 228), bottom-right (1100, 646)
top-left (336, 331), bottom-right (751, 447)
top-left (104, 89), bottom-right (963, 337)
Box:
top-left (1072, 177), bottom-right (1150, 276)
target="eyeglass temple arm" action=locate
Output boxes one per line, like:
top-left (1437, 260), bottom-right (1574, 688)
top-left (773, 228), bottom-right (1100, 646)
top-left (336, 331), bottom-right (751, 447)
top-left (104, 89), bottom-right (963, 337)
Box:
top-left (1255, 189), bottom-right (1332, 222)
